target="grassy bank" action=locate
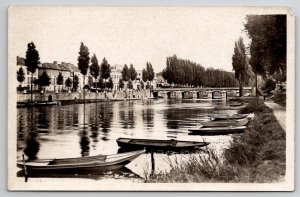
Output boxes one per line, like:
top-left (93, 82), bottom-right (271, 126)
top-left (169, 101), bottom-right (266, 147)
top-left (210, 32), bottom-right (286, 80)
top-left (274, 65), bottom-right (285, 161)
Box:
top-left (148, 99), bottom-right (286, 183)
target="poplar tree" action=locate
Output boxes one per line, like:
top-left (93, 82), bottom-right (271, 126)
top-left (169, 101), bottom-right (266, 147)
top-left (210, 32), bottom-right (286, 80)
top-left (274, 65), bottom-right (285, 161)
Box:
top-left (25, 42), bottom-right (40, 102)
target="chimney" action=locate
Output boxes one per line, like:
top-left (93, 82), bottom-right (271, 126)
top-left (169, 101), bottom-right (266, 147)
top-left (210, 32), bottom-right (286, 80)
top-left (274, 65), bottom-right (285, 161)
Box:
top-left (53, 61), bottom-right (58, 65)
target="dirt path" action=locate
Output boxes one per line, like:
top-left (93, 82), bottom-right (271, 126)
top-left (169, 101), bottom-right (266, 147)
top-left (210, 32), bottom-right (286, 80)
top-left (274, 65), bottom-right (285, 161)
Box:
top-left (265, 100), bottom-right (286, 130)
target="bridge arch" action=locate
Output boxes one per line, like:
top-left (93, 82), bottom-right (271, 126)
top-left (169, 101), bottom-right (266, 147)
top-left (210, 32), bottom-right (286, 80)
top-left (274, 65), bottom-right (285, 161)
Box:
top-left (212, 90), bottom-right (222, 99)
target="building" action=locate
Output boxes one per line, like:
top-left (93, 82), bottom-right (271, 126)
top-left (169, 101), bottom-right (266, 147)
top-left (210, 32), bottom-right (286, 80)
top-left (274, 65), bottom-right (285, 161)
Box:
top-left (110, 64), bottom-right (123, 90)
top-left (38, 61), bottom-right (84, 92)
top-left (16, 56), bottom-right (39, 91)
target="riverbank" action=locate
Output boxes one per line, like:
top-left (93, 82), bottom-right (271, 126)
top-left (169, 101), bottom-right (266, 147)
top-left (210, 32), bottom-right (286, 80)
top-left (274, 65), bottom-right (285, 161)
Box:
top-left (148, 98), bottom-right (286, 183)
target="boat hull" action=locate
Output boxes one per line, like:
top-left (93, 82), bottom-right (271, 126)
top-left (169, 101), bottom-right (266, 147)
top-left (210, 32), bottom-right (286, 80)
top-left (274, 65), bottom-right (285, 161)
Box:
top-left (17, 149), bottom-right (145, 173)
top-left (116, 138), bottom-right (209, 152)
top-left (211, 114), bottom-right (249, 120)
top-left (189, 126), bottom-right (246, 135)
top-left (199, 117), bottom-right (249, 127)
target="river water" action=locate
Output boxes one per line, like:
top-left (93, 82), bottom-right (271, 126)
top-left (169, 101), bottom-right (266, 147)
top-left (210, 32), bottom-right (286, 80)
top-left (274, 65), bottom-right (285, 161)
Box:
top-left (17, 99), bottom-right (237, 182)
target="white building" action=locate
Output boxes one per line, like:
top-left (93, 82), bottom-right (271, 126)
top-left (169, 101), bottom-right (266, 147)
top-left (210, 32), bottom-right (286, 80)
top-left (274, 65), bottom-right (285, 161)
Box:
top-left (38, 61), bottom-right (84, 92)
top-left (16, 56), bottom-right (39, 91)
top-left (110, 64), bottom-right (123, 90)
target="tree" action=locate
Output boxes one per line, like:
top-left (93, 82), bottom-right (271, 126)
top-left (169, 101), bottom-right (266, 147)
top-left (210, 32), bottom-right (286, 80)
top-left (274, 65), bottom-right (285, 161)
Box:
top-left (100, 57), bottom-right (111, 83)
top-left (244, 15), bottom-right (286, 78)
top-left (264, 78), bottom-right (276, 94)
top-left (162, 55), bottom-right (238, 88)
top-left (36, 71), bottom-right (51, 92)
top-left (127, 80), bottom-right (133, 89)
top-left (98, 77), bottom-right (104, 89)
top-left (129, 64), bottom-right (137, 81)
top-left (25, 42), bottom-right (40, 102)
top-left (77, 42), bottom-right (90, 91)
top-left (232, 38), bottom-right (248, 97)
top-left (119, 78), bottom-right (125, 90)
top-left (56, 72), bottom-right (64, 92)
top-left (65, 77), bottom-right (72, 91)
top-left (17, 67), bottom-right (25, 86)
top-left (90, 54), bottom-right (100, 88)
top-left (142, 68), bottom-right (148, 82)
top-left (107, 77), bottom-right (114, 90)
top-left (146, 62), bottom-right (155, 83)
top-left (121, 64), bottom-right (130, 82)
top-left (73, 75), bottom-right (79, 92)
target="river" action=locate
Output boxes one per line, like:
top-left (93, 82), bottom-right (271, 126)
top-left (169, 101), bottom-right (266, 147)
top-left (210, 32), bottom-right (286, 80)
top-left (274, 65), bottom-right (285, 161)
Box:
top-left (17, 99), bottom-right (237, 182)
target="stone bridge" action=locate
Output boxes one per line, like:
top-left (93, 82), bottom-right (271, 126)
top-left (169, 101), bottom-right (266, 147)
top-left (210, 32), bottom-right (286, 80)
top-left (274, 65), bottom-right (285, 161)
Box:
top-left (152, 87), bottom-right (255, 99)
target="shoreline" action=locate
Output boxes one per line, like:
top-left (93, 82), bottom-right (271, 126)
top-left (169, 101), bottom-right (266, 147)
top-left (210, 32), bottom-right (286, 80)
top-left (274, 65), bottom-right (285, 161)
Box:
top-left (148, 98), bottom-right (286, 183)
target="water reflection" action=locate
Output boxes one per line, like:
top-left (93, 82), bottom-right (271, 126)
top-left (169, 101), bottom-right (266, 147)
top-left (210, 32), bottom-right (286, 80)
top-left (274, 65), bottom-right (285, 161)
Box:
top-left (23, 132), bottom-right (40, 160)
top-left (17, 99), bottom-right (232, 180)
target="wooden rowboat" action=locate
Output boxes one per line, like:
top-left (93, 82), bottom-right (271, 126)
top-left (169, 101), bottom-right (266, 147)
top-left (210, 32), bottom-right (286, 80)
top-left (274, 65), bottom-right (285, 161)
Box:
top-left (210, 113), bottom-right (249, 120)
top-left (116, 138), bottom-right (210, 151)
top-left (17, 149), bottom-right (145, 173)
top-left (198, 117), bottom-right (249, 127)
top-left (189, 126), bottom-right (247, 135)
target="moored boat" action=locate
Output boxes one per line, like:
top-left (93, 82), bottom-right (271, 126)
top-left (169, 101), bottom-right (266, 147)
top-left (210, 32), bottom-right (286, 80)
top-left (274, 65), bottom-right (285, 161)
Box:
top-left (116, 138), bottom-right (210, 151)
top-left (210, 113), bottom-right (250, 120)
top-left (198, 117), bottom-right (249, 127)
top-left (17, 149), bottom-right (145, 173)
top-left (189, 126), bottom-right (247, 135)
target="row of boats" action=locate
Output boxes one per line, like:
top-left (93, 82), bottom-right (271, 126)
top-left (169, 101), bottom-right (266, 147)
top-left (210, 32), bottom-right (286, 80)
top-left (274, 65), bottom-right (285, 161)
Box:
top-left (18, 112), bottom-right (254, 176)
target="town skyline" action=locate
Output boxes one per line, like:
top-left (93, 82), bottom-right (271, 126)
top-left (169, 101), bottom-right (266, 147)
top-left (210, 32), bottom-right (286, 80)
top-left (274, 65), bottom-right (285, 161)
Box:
top-left (11, 7), bottom-right (250, 73)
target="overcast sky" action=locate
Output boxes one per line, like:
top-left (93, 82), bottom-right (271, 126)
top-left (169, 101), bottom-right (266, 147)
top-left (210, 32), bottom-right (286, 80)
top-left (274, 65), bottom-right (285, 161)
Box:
top-left (10, 7), bottom-right (251, 72)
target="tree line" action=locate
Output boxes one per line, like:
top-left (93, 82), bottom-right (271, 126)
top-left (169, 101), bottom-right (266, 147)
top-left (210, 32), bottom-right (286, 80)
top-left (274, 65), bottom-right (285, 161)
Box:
top-left (119, 62), bottom-right (155, 90)
top-left (162, 55), bottom-right (238, 88)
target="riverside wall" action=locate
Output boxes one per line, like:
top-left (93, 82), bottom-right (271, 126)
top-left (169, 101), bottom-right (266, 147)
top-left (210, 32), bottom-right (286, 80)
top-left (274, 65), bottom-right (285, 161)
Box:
top-left (17, 90), bottom-right (151, 103)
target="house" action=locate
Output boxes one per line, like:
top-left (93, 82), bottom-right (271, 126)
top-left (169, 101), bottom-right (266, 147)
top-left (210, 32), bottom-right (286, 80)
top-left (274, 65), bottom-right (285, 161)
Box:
top-left (16, 56), bottom-right (39, 91)
top-left (110, 64), bottom-right (123, 90)
top-left (38, 61), bottom-right (84, 92)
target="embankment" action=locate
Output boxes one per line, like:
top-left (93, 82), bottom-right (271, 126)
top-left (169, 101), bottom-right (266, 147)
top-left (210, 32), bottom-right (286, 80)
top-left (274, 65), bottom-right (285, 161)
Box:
top-left (148, 98), bottom-right (286, 183)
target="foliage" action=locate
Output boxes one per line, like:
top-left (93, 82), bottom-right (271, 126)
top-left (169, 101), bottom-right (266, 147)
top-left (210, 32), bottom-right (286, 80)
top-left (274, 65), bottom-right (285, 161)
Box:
top-left (146, 62), bottom-right (155, 82)
top-left (100, 57), bottom-right (111, 80)
top-left (72, 75), bottom-right (79, 91)
top-left (244, 15), bottom-right (287, 78)
top-left (127, 80), bottom-right (133, 89)
top-left (90, 54), bottom-right (100, 82)
top-left (232, 37), bottom-right (249, 96)
top-left (77, 42), bottom-right (90, 79)
top-left (25, 42), bottom-right (40, 101)
top-left (36, 71), bottom-right (51, 88)
top-left (162, 55), bottom-right (238, 87)
top-left (264, 78), bottom-right (276, 94)
top-left (98, 77), bottom-right (104, 89)
top-left (119, 78), bottom-right (125, 90)
top-left (142, 68), bottom-right (148, 82)
top-left (56, 72), bottom-right (64, 86)
top-left (65, 77), bottom-right (72, 89)
top-left (25, 42), bottom-right (40, 74)
top-left (272, 90), bottom-right (286, 106)
top-left (140, 81), bottom-right (144, 89)
top-left (150, 99), bottom-right (285, 183)
top-left (17, 67), bottom-right (25, 84)
top-left (129, 64), bottom-right (137, 81)
top-left (122, 64), bottom-right (130, 82)
top-left (106, 78), bottom-right (114, 89)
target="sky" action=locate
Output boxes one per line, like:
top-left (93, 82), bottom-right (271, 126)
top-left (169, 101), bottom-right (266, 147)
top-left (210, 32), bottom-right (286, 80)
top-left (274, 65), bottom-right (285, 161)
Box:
top-left (9, 7), bottom-right (251, 72)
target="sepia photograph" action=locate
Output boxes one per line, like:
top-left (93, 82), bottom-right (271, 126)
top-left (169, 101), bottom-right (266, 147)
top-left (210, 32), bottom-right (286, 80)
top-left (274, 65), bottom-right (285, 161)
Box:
top-left (7, 6), bottom-right (295, 191)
